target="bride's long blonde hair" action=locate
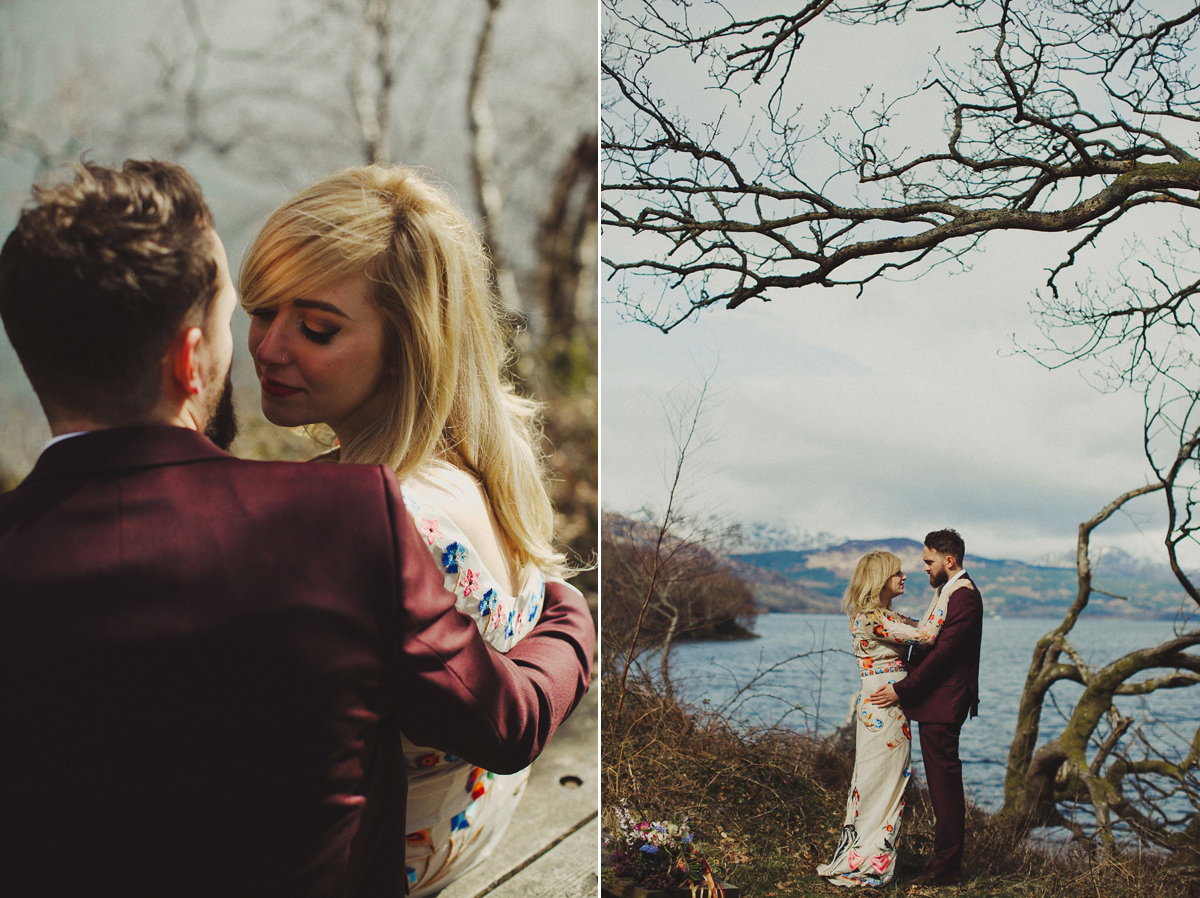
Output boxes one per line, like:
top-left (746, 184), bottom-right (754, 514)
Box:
top-left (240, 164), bottom-right (564, 577)
top-left (841, 550), bottom-right (902, 616)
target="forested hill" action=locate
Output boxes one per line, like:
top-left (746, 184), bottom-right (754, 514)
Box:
top-left (730, 538), bottom-right (1193, 619)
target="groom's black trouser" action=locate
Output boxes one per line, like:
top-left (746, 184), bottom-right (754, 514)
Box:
top-left (917, 719), bottom-right (966, 875)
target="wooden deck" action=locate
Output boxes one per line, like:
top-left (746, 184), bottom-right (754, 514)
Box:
top-left (440, 677), bottom-right (599, 898)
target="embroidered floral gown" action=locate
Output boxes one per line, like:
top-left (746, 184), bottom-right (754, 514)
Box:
top-left (400, 486), bottom-right (545, 898)
top-left (816, 594), bottom-right (948, 887)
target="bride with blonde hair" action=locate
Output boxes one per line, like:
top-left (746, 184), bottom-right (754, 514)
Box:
top-left (240, 163), bottom-right (571, 894)
top-left (817, 549), bottom-right (946, 888)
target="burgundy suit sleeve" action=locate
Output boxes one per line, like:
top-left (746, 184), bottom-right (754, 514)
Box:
top-left (383, 471), bottom-right (594, 773)
top-left (893, 585), bottom-right (981, 708)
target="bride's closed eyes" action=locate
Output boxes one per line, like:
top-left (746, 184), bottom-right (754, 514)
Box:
top-left (248, 307), bottom-right (341, 345)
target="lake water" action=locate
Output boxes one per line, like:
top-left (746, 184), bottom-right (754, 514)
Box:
top-left (670, 613), bottom-right (1200, 812)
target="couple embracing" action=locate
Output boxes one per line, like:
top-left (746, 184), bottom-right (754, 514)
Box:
top-left (817, 530), bottom-right (984, 888)
top-left (0, 160), bottom-right (593, 896)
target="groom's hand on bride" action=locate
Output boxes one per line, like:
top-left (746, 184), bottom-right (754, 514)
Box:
top-left (868, 684), bottom-right (900, 707)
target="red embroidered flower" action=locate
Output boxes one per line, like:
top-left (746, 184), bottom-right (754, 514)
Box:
top-left (466, 766), bottom-right (489, 801)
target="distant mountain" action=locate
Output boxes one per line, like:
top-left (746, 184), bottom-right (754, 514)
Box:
top-left (733, 520), bottom-right (847, 553)
top-left (729, 539), bottom-right (1192, 619)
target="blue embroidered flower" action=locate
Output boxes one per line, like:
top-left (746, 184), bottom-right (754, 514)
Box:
top-left (527, 600), bottom-right (539, 622)
top-left (478, 588), bottom-right (497, 617)
top-left (450, 811), bottom-right (470, 831)
top-left (505, 610), bottom-right (516, 639)
top-left (442, 541), bottom-right (467, 573)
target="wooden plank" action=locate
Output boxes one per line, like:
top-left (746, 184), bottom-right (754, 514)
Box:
top-left (482, 817), bottom-right (599, 898)
top-left (440, 682), bottom-right (598, 897)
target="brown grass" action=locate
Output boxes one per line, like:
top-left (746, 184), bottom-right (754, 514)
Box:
top-left (602, 674), bottom-right (1196, 897)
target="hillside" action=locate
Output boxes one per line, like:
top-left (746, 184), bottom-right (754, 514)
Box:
top-left (730, 538), bottom-right (1193, 619)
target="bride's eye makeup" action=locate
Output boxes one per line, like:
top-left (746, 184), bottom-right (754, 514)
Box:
top-left (301, 322), bottom-right (338, 345)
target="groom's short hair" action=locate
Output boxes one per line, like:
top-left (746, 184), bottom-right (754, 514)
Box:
top-left (0, 159), bottom-right (218, 424)
top-left (925, 528), bottom-right (965, 564)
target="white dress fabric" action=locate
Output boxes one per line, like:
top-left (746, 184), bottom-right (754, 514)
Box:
top-left (399, 486), bottom-right (545, 897)
top-left (817, 593), bottom-right (948, 887)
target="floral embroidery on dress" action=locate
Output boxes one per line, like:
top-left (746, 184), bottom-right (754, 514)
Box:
top-left (403, 486), bottom-right (544, 653)
top-left (400, 484), bottom-right (545, 898)
top-left (442, 541), bottom-right (467, 573)
top-left (418, 517), bottom-right (443, 545)
top-left (478, 588), bottom-right (497, 617)
top-left (466, 767), bottom-right (491, 801)
top-left (412, 752), bottom-right (441, 769)
top-left (406, 830), bottom-right (433, 847)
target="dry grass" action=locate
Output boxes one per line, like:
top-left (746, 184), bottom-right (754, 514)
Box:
top-left (602, 675), bottom-right (1196, 897)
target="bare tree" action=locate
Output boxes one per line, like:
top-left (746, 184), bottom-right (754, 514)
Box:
top-left (603, 1), bottom-right (1200, 332)
top-left (606, 373), bottom-right (722, 713)
top-left (1003, 472), bottom-right (1200, 856)
top-left (2, 0), bottom-right (595, 334)
top-left (603, 513), bottom-right (753, 702)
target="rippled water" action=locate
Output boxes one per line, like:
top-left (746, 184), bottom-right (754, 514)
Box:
top-left (670, 613), bottom-right (1200, 812)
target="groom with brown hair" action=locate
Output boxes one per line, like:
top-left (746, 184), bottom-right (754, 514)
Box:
top-left (869, 528), bottom-right (983, 886)
top-left (0, 160), bottom-right (594, 897)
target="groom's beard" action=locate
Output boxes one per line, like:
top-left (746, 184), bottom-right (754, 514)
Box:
top-left (204, 369), bottom-right (239, 451)
top-left (928, 568), bottom-right (949, 589)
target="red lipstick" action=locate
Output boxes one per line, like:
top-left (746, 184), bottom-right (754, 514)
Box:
top-left (261, 377), bottom-right (302, 398)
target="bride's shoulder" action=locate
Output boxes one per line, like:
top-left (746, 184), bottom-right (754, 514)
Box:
top-left (403, 462), bottom-right (490, 524)
top-left (402, 462), bottom-right (517, 592)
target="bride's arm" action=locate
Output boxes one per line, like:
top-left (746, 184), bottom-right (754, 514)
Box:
top-left (868, 608), bottom-right (943, 646)
top-left (386, 470), bottom-right (592, 773)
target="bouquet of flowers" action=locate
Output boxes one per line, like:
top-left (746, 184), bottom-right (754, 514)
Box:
top-left (604, 804), bottom-right (723, 895)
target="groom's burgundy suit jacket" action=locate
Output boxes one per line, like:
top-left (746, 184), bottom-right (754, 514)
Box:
top-left (0, 426), bottom-right (593, 897)
top-left (894, 575), bottom-right (983, 725)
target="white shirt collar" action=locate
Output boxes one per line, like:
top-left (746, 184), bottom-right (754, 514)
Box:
top-left (941, 568), bottom-right (967, 593)
top-left (45, 431), bottom-right (88, 450)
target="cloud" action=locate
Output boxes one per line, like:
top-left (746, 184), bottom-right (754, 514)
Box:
top-left (601, 235), bottom-right (1160, 564)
